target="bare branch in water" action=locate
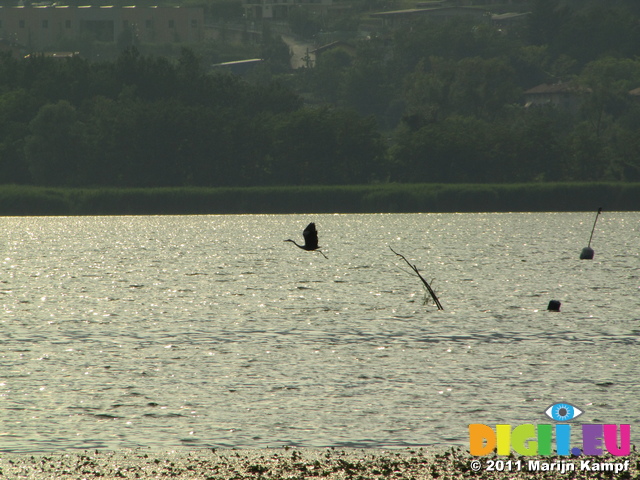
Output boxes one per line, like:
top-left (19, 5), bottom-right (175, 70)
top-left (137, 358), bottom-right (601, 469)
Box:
top-left (390, 246), bottom-right (444, 310)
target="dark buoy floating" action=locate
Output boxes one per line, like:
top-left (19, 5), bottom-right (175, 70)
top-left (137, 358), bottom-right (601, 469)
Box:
top-left (579, 207), bottom-right (602, 260)
top-left (580, 246), bottom-right (594, 260)
top-left (547, 300), bottom-right (561, 312)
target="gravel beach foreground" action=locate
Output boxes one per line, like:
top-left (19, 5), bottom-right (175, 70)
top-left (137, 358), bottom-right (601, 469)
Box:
top-left (0, 448), bottom-right (637, 479)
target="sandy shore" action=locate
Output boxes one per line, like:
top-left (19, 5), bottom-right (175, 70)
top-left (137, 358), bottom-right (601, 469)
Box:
top-left (0, 447), bottom-right (637, 479)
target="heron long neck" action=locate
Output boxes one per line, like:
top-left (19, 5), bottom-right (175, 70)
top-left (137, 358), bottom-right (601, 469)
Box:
top-left (285, 239), bottom-right (304, 249)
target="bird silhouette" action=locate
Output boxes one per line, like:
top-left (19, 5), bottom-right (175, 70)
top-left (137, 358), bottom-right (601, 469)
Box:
top-left (285, 222), bottom-right (328, 259)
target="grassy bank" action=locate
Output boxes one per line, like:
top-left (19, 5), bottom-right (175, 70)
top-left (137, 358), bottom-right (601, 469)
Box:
top-left (0, 182), bottom-right (637, 215)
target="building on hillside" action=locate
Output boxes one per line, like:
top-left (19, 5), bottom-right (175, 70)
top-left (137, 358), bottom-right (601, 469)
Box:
top-left (629, 87), bottom-right (640, 98)
top-left (370, 6), bottom-right (488, 27)
top-left (211, 58), bottom-right (263, 75)
top-left (448, 0), bottom-right (529, 5)
top-left (415, 0), bottom-right (530, 6)
top-left (242, 0), bottom-right (333, 21)
top-left (24, 50), bottom-right (79, 58)
top-left (311, 40), bottom-right (355, 59)
top-left (0, 5), bottom-right (204, 49)
top-left (523, 82), bottom-right (590, 113)
top-left (491, 11), bottom-right (530, 27)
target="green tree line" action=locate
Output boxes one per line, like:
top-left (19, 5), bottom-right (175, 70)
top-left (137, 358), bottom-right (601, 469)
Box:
top-left (0, 48), bottom-right (385, 187)
top-left (293, 0), bottom-right (640, 182)
top-left (2, 0), bottom-right (640, 187)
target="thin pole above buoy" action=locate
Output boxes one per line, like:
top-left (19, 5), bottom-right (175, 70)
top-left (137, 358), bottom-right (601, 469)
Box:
top-left (580, 207), bottom-right (602, 260)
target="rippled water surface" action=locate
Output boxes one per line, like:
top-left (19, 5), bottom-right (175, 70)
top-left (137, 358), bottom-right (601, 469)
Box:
top-left (1, 213), bottom-right (638, 453)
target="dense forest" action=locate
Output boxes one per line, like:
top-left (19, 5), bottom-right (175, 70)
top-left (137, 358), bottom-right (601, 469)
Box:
top-left (1, 0), bottom-right (640, 187)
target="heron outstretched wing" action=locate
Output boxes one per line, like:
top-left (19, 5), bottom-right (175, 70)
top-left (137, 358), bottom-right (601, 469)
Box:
top-left (302, 222), bottom-right (319, 249)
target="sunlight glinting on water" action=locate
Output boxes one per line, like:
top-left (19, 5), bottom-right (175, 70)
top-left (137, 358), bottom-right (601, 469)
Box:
top-left (0, 213), bottom-right (638, 452)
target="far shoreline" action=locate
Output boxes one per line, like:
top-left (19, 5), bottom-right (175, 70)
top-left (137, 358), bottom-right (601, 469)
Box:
top-left (0, 182), bottom-right (637, 216)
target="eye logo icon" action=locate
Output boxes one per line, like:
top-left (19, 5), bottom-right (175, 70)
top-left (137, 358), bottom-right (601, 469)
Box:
top-left (544, 403), bottom-right (583, 422)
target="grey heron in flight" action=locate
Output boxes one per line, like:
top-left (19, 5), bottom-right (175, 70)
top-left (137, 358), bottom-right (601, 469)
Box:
top-left (285, 222), bottom-right (328, 259)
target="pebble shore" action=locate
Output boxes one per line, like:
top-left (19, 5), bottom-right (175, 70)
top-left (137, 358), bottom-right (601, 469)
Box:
top-left (0, 448), bottom-right (637, 479)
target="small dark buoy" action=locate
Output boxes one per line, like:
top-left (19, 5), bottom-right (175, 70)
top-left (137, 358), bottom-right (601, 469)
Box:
top-left (580, 207), bottom-right (602, 260)
top-left (580, 246), bottom-right (594, 260)
top-left (547, 300), bottom-right (561, 312)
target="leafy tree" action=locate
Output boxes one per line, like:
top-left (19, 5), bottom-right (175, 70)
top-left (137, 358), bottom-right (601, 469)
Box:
top-left (312, 47), bottom-right (353, 103)
top-left (0, 51), bottom-right (22, 92)
top-left (259, 33), bottom-right (292, 74)
top-left (448, 57), bottom-right (520, 120)
top-left (527, 0), bottom-right (572, 47)
top-left (393, 16), bottom-right (518, 74)
top-left (577, 57), bottom-right (640, 137)
top-left (0, 89), bottom-right (36, 183)
top-left (25, 101), bottom-right (86, 186)
top-left (81, 95), bottom-right (136, 186)
top-left (391, 116), bottom-right (496, 183)
top-left (566, 121), bottom-right (615, 181)
top-left (246, 81), bottom-right (302, 115)
top-left (556, 5), bottom-right (640, 65)
top-left (500, 106), bottom-right (573, 182)
top-left (610, 124), bottom-right (640, 181)
top-left (269, 107), bottom-right (385, 185)
top-left (510, 45), bottom-right (576, 88)
top-left (402, 58), bottom-right (453, 125)
top-left (402, 56), bottom-right (519, 123)
top-left (340, 37), bottom-right (397, 125)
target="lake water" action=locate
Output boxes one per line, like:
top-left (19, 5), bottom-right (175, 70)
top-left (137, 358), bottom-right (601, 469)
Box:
top-left (1, 213), bottom-right (638, 453)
